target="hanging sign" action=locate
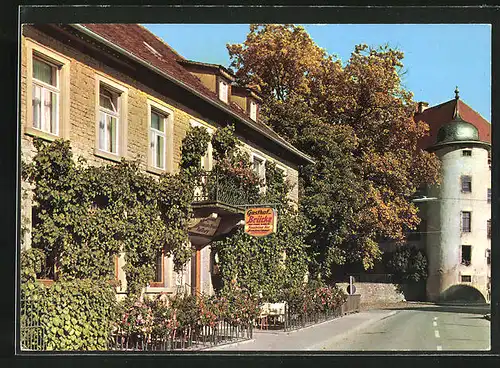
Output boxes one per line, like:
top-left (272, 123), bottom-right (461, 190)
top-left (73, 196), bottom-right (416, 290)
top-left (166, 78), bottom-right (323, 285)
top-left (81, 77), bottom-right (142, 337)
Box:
top-left (188, 216), bottom-right (221, 237)
top-left (244, 207), bottom-right (277, 237)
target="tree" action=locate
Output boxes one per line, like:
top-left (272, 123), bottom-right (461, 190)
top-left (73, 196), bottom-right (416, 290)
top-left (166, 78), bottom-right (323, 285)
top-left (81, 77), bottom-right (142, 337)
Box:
top-left (228, 24), bottom-right (441, 277)
top-left (227, 24), bottom-right (332, 102)
top-left (386, 245), bottom-right (428, 283)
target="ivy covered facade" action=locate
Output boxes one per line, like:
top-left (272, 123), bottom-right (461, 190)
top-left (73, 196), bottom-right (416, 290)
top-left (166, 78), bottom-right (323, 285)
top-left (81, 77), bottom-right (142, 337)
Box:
top-left (20, 23), bottom-right (314, 299)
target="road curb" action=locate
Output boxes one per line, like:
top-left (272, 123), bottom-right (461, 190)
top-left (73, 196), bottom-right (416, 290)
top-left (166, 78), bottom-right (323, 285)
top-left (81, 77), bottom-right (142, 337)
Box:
top-left (306, 310), bottom-right (399, 351)
top-left (203, 338), bottom-right (256, 351)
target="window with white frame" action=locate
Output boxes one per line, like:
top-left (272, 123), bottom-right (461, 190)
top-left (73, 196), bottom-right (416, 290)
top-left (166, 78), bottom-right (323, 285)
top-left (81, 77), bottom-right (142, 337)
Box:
top-left (219, 79), bottom-right (228, 103)
top-left (249, 100), bottom-right (258, 121)
top-left (150, 109), bottom-right (167, 170)
top-left (252, 154), bottom-right (266, 181)
top-left (32, 56), bottom-right (59, 135)
top-left (190, 120), bottom-right (213, 170)
top-left (98, 85), bottom-right (120, 154)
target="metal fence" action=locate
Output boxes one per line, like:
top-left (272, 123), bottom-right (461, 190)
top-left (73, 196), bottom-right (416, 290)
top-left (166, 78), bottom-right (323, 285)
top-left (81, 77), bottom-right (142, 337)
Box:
top-left (109, 321), bottom-right (253, 351)
top-left (279, 294), bottom-right (361, 332)
top-left (20, 298), bottom-right (46, 351)
top-left (192, 171), bottom-right (255, 207)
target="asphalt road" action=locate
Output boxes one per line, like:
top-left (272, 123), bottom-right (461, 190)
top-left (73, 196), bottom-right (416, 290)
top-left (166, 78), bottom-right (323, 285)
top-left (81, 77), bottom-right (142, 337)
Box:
top-left (324, 303), bottom-right (490, 351)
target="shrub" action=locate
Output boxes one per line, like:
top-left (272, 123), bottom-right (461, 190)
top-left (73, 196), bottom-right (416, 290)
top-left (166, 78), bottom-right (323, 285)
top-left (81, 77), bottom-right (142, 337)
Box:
top-left (21, 279), bottom-right (118, 351)
top-left (386, 245), bottom-right (428, 283)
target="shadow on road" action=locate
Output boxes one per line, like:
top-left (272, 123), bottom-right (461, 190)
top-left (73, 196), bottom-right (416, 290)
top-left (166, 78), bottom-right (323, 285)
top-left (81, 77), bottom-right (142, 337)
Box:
top-left (379, 303), bottom-right (490, 315)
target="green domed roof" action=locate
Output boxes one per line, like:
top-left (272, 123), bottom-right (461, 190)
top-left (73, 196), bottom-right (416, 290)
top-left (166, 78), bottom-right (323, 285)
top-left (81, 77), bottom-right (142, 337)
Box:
top-left (436, 117), bottom-right (479, 144)
top-left (435, 87), bottom-right (480, 145)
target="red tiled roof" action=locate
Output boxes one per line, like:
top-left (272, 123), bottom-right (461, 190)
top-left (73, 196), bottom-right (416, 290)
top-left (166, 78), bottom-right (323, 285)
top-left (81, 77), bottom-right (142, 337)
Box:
top-left (415, 99), bottom-right (491, 149)
top-left (78, 24), bottom-right (311, 162)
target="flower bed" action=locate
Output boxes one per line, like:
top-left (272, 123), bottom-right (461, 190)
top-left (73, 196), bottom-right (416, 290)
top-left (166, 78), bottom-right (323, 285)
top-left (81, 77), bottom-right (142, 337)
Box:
top-left (111, 289), bottom-right (258, 351)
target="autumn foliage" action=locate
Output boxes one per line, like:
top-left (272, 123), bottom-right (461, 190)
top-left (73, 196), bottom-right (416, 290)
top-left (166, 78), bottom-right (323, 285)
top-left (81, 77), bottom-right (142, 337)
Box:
top-left (227, 24), bottom-right (440, 276)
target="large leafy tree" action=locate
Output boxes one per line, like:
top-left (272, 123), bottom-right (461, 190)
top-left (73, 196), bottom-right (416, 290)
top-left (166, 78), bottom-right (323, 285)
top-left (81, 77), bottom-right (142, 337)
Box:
top-left (227, 24), bottom-right (440, 277)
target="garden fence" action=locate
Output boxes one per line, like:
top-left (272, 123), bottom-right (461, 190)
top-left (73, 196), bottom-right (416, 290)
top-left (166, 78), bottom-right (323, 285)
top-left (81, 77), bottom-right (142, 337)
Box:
top-left (109, 320), bottom-right (253, 351)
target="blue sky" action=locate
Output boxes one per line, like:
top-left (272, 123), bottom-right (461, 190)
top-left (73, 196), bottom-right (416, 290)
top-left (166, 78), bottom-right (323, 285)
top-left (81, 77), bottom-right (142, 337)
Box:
top-left (143, 24), bottom-right (491, 121)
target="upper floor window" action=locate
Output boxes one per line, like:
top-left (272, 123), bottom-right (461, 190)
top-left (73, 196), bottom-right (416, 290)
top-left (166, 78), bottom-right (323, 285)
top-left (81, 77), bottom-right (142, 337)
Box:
top-left (32, 57), bottom-right (59, 135)
top-left (25, 40), bottom-right (70, 141)
top-left (218, 79), bottom-right (228, 103)
top-left (461, 245), bottom-right (471, 266)
top-left (150, 110), bottom-right (167, 170)
top-left (98, 86), bottom-right (120, 154)
top-left (487, 188), bottom-right (491, 203)
top-left (462, 149), bottom-right (472, 157)
top-left (190, 120), bottom-right (214, 170)
top-left (487, 219), bottom-right (491, 238)
top-left (461, 175), bottom-right (472, 193)
top-left (249, 100), bottom-right (258, 121)
top-left (461, 211), bottom-right (471, 233)
top-left (486, 249), bottom-right (491, 265)
top-left (252, 154), bottom-right (266, 181)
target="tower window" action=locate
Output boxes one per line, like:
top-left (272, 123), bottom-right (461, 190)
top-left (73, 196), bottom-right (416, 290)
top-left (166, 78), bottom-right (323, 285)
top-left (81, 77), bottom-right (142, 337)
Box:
top-left (462, 150), bottom-right (472, 156)
top-left (486, 249), bottom-right (491, 265)
top-left (461, 275), bottom-right (472, 283)
top-left (461, 245), bottom-right (471, 266)
top-left (461, 211), bottom-right (471, 232)
top-left (487, 188), bottom-right (491, 203)
top-left (487, 219), bottom-right (491, 238)
top-left (461, 175), bottom-right (472, 193)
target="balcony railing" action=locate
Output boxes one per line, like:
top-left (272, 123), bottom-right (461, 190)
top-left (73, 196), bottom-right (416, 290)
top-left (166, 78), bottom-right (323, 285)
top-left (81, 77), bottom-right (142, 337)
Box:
top-left (192, 171), bottom-right (257, 209)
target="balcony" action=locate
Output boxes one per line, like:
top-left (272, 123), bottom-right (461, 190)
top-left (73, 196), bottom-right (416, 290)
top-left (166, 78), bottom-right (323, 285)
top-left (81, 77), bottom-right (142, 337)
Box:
top-left (192, 170), bottom-right (257, 216)
top-left (189, 171), bottom-right (259, 248)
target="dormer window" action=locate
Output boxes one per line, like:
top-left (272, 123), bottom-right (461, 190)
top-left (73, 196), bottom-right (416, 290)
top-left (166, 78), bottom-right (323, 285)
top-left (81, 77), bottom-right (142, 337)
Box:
top-left (219, 79), bottom-right (228, 103)
top-left (249, 100), bottom-right (258, 121)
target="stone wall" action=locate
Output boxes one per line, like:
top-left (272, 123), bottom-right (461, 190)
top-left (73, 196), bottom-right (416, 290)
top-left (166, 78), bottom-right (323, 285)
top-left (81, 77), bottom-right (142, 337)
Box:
top-left (337, 282), bottom-right (405, 305)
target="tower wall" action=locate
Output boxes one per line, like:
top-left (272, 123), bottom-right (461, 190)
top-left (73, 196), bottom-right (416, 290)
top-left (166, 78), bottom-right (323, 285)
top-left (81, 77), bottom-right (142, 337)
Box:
top-left (425, 144), bottom-right (490, 302)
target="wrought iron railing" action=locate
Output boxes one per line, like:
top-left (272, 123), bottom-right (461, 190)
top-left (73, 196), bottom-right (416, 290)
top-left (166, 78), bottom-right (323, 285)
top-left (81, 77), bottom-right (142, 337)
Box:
top-left (20, 298), bottom-right (46, 351)
top-left (259, 294), bottom-right (361, 332)
top-left (109, 321), bottom-right (253, 351)
top-left (192, 171), bottom-right (256, 208)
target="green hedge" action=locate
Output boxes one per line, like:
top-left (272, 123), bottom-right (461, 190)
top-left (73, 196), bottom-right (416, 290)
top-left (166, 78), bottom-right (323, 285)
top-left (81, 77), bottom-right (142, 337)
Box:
top-left (21, 279), bottom-right (118, 351)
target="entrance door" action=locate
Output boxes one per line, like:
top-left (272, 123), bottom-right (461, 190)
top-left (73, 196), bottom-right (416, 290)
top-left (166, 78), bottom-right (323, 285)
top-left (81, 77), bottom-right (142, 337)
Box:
top-left (190, 248), bottom-right (201, 296)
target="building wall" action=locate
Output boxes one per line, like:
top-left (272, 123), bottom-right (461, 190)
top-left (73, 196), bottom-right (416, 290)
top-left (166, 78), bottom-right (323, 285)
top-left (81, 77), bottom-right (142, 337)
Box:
top-left (425, 145), bottom-right (491, 302)
top-left (20, 25), bottom-right (301, 296)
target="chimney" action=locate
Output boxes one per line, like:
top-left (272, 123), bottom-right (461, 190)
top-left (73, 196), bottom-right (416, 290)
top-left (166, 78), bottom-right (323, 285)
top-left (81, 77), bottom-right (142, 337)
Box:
top-left (417, 102), bottom-right (429, 114)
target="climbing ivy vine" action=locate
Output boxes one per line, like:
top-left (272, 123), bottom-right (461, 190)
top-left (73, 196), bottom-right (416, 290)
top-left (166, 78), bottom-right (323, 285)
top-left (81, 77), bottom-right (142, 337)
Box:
top-left (22, 128), bottom-right (210, 295)
top-left (210, 125), bottom-right (311, 302)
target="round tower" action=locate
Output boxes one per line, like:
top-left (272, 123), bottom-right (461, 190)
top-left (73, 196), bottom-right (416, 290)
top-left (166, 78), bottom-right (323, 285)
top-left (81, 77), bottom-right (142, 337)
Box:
top-left (425, 88), bottom-right (491, 302)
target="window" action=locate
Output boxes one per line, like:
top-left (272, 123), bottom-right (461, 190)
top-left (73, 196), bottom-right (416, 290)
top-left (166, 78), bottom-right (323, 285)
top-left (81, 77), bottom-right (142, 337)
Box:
top-left (150, 110), bottom-right (167, 170)
top-left (150, 252), bottom-right (164, 287)
top-left (218, 79), bottom-right (228, 103)
top-left (461, 211), bottom-right (471, 232)
top-left (461, 175), bottom-right (472, 193)
top-left (25, 40), bottom-right (70, 141)
top-left (32, 57), bottom-right (59, 135)
top-left (486, 249), bottom-right (491, 265)
top-left (98, 86), bottom-right (120, 154)
top-left (95, 75), bottom-right (128, 161)
top-left (252, 154), bottom-right (266, 181)
top-left (249, 100), bottom-right (258, 121)
top-left (461, 245), bottom-right (471, 266)
top-left (487, 219), bottom-right (491, 238)
top-left (462, 150), bottom-right (472, 156)
top-left (461, 275), bottom-right (472, 283)
top-left (487, 188), bottom-right (491, 204)
top-left (190, 120), bottom-right (213, 170)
